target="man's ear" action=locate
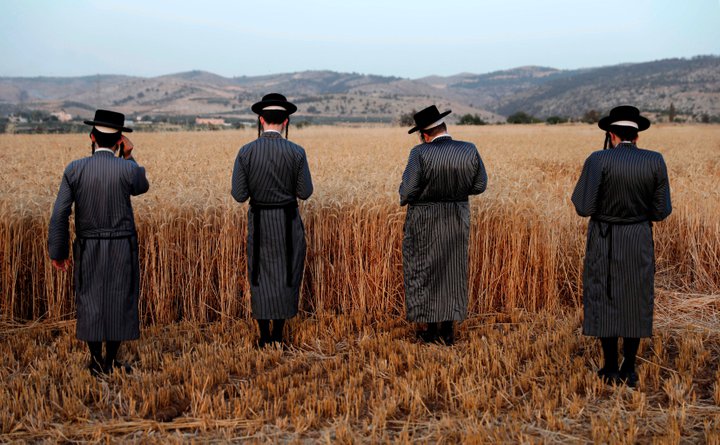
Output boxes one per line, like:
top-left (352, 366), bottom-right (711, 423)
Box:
top-left (89, 132), bottom-right (96, 142)
top-left (283, 118), bottom-right (289, 126)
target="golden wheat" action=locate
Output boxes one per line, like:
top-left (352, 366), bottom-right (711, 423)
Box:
top-left (0, 125), bottom-right (719, 442)
top-left (2, 125), bottom-right (718, 322)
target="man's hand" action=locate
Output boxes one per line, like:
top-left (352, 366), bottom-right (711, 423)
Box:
top-left (51, 258), bottom-right (71, 272)
top-left (120, 135), bottom-right (134, 159)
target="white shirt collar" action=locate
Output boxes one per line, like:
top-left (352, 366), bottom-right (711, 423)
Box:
top-left (263, 129), bottom-right (281, 134)
top-left (430, 133), bottom-right (451, 142)
top-left (94, 148), bottom-right (114, 154)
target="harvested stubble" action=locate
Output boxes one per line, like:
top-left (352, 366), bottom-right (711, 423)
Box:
top-left (1, 296), bottom-right (719, 442)
top-left (1, 125), bottom-right (719, 442)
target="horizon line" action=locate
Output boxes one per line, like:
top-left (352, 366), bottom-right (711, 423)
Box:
top-left (1, 54), bottom-right (717, 81)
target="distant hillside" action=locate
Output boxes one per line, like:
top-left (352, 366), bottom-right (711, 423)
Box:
top-left (487, 56), bottom-right (720, 119)
top-left (0, 70), bottom-right (501, 124)
top-left (420, 66), bottom-right (579, 106)
top-left (1, 55), bottom-right (718, 124)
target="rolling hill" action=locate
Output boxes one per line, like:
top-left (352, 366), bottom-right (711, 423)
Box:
top-left (1, 55), bottom-right (718, 124)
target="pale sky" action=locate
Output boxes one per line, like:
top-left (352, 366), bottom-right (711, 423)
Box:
top-left (1, 0), bottom-right (718, 78)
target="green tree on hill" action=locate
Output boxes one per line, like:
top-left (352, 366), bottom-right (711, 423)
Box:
top-left (399, 110), bottom-right (416, 126)
top-left (457, 114), bottom-right (487, 125)
top-left (507, 111), bottom-right (538, 124)
top-left (582, 110), bottom-right (601, 123)
top-left (546, 116), bottom-right (568, 125)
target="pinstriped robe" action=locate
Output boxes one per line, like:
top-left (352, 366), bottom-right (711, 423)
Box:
top-left (572, 143), bottom-right (671, 338)
top-left (400, 135), bottom-right (488, 323)
top-left (231, 131), bottom-right (313, 319)
top-left (49, 150), bottom-right (149, 341)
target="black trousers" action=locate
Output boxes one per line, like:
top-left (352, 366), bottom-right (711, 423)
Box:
top-left (257, 319), bottom-right (286, 341)
top-left (87, 341), bottom-right (121, 365)
top-left (600, 337), bottom-right (640, 372)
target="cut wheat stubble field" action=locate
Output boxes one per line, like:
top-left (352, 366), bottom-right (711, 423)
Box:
top-left (0, 125), bottom-right (719, 442)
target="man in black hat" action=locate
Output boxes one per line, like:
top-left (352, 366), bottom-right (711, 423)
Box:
top-left (399, 105), bottom-right (488, 345)
top-left (231, 93), bottom-right (313, 347)
top-left (49, 109), bottom-right (149, 375)
top-left (572, 105), bottom-right (672, 387)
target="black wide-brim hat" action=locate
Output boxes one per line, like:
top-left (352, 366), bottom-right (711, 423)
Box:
top-left (83, 109), bottom-right (133, 132)
top-left (408, 105), bottom-right (451, 134)
top-left (598, 105), bottom-right (650, 132)
top-left (251, 93), bottom-right (297, 115)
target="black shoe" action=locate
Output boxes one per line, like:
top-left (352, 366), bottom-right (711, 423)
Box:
top-left (619, 369), bottom-right (638, 388)
top-left (440, 332), bottom-right (455, 346)
top-left (597, 367), bottom-right (620, 385)
top-left (427, 320), bottom-right (454, 346)
top-left (271, 331), bottom-right (284, 347)
top-left (256, 336), bottom-right (271, 349)
top-left (105, 360), bottom-right (133, 374)
top-left (87, 360), bottom-right (104, 377)
top-left (270, 338), bottom-right (286, 350)
top-left (417, 329), bottom-right (440, 344)
top-left (439, 322), bottom-right (455, 346)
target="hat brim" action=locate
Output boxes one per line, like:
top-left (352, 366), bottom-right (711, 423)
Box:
top-left (598, 115), bottom-right (650, 132)
top-left (408, 110), bottom-right (451, 134)
top-left (251, 100), bottom-right (297, 115)
top-left (84, 120), bottom-right (133, 133)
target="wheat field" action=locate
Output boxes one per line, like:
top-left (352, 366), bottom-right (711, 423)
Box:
top-left (1, 125), bottom-right (719, 442)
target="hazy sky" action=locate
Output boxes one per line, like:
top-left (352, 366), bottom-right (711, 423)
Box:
top-left (1, 0), bottom-right (718, 78)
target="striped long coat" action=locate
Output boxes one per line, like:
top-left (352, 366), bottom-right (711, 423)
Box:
top-left (399, 135), bottom-right (487, 323)
top-left (231, 131), bottom-right (313, 319)
top-left (572, 142), bottom-right (671, 338)
top-left (49, 150), bottom-right (149, 341)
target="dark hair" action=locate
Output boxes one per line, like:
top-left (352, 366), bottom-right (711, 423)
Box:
top-left (91, 127), bottom-right (122, 148)
top-left (608, 125), bottom-right (638, 142)
top-left (261, 110), bottom-right (289, 125)
top-left (420, 122), bottom-right (447, 138)
top-left (258, 110), bottom-right (290, 138)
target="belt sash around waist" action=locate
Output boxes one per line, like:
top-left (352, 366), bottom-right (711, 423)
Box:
top-left (590, 215), bottom-right (650, 301)
top-left (408, 198), bottom-right (469, 207)
top-left (76, 229), bottom-right (136, 239)
top-left (249, 200), bottom-right (298, 287)
top-left (74, 229), bottom-right (137, 291)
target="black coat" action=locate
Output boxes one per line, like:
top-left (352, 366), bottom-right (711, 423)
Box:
top-left (572, 143), bottom-right (671, 337)
top-left (399, 135), bottom-right (487, 323)
top-left (231, 132), bottom-right (313, 319)
top-left (49, 150), bottom-right (149, 341)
